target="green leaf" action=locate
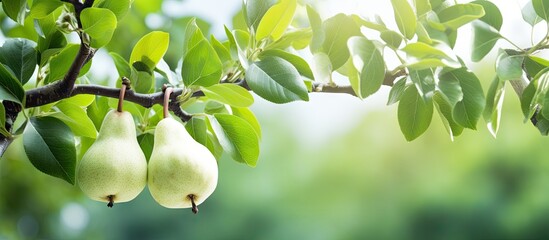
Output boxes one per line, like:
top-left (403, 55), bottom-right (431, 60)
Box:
top-left (245, 0), bottom-right (277, 31)
top-left (36, 10), bottom-right (67, 53)
top-left (0, 63), bottom-right (25, 104)
top-left (256, 0), bottom-right (297, 41)
top-left (496, 49), bottom-right (524, 81)
top-left (391, 0), bottom-right (417, 39)
top-left (387, 77), bottom-right (407, 105)
top-left (533, 0), bottom-right (549, 20)
top-left (23, 116), bottom-right (76, 184)
top-left (347, 36), bottom-right (386, 99)
top-left (185, 117), bottom-right (209, 147)
top-left (0, 38), bottom-right (37, 85)
top-left (439, 68), bottom-right (485, 129)
top-left (433, 92), bottom-right (464, 140)
top-left (471, 21), bottom-right (500, 62)
top-left (402, 42), bottom-right (452, 59)
top-left (137, 133), bottom-right (154, 161)
top-left (80, 8), bottom-right (117, 48)
top-left (437, 73), bottom-right (463, 107)
top-left (94, 0), bottom-right (131, 20)
top-left (109, 52), bottom-right (131, 79)
top-left (0, 103), bottom-right (8, 137)
top-left (307, 5), bottom-right (325, 53)
top-left (29, 0), bottom-right (62, 19)
top-left (201, 84), bottom-right (254, 108)
top-left (483, 77), bottom-right (505, 137)
top-left (205, 101), bottom-right (230, 115)
top-left (46, 44), bottom-right (92, 84)
top-left (231, 107), bottom-right (262, 139)
top-left (63, 95), bottom-right (95, 107)
top-left (259, 49), bottom-right (314, 79)
top-left (129, 31), bottom-right (170, 70)
top-left (405, 58), bottom-right (454, 70)
top-left (437, 3), bottom-right (485, 30)
top-left (352, 15), bottom-right (388, 32)
top-left (233, 30), bottom-right (250, 69)
top-left (246, 56), bottom-right (309, 103)
top-left (380, 30), bottom-right (403, 49)
top-left (52, 101), bottom-right (97, 139)
top-left (210, 35), bottom-right (232, 64)
top-left (415, 0), bottom-right (432, 17)
top-left (2, 0), bottom-right (26, 24)
top-left (209, 114), bottom-right (260, 167)
top-left (322, 14), bottom-right (361, 70)
top-left (472, 0), bottom-right (502, 29)
top-left (87, 97), bottom-right (110, 130)
top-left (311, 52), bottom-right (332, 84)
top-left (130, 66), bottom-right (154, 93)
top-left (398, 86), bottom-right (433, 141)
top-left (523, 1), bottom-right (543, 26)
top-left (524, 56), bottom-right (549, 78)
top-left (183, 19), bottom-right (207, 55)
top-left (182, 40), bottom-right (223, 87)
top-left (409, 69), bottom-right (435, 102)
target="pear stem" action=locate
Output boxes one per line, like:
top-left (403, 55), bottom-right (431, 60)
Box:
top-left (117, 78), bottom-right (130, 112)
top-left (188, 194), bottom-right (198, 214)
top-left (107, 195), bottom-right (114, 208)
top-left (163, 87), bottom-right (174, 119)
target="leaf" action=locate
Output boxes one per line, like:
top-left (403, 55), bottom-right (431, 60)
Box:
top-left (496, 49), bottom-right (524, 81)
top-left (405, 58), bottom-right (454, 70)
top-left (524, 56), bottom-right (549, 78)
top-left (437, 3), bottom-right (485, 30)
top-left (246, 56), bottom-right (309, 104)
top-left (437, 73), bottom-right (463, 107)
top-left (0, 63), bottom-right (25, 104)
top-left (380, 30), bottom-right (403, 49)
top-left (322, 14), bottom-right (361, 70)
top-left (231, 107), bottom-right (262, 139)
top-left (201, 84), bottom-right (254, 108)
top-left (409, 69), bottom-right (435, 102)
top-left (398, 85), bottom-right (433, 141)
top-left (205, 101), bottom-right (230, 115)
top-left (183, 19), bottom-right (207, 55)
top-left (137, 133), bottom-right (154, 161)
top-left (245, 0), bottom-right (278, 31)
top-left (471, 21), bottom-right (500, 62)
top-left (533, 0), bottom-right (549, 20)
top-left (268, 28), bottom-right (313, 51)
top-left (233, 29), bottom-right (250, 69)
top-left (0, 38), bottom-right (37, 85)
top-left (209, 114), bottom-right (260, 167)
top-left (391, 0), bottom-right (417, 39)
top-left (29, 0), bottom-right (62, 19)
top-left (415, 0), bottom-right (432, 17)
top-left (259, 49), bottom-right (314, 79)
top-left (402, 42), bottom-right (452, 59)
top-left (109, 52), bottom-right (131, 79)
top-left (483, 77), bottom-right (505, 137)
top-left (523, 1), bottom-right (543, 26)
top-left (94, 0), bottom-right (131, 20)
top-left (0, 103), bottom-right (8, 136)
top-left (53, 101), bottom-right (97, 139)
top-left (80, 8), bottom-right (117, 48)
top-left (347, 36), bottom-right (386, 99)
top-left (46, 44), bottom-right (92, 84)
top-left (87, 97), bottom-right (109, 130)
top-left (129, 31), bottom-right (170, 70)
top-left (311, 52), bottom-right (332, 84)
top-left (2, 0), bottom-right (26, 24)
top-left (387, 77), bottom-right (407, 105)
top-left (307, 5), bottom-right (325, 53)
top-left (63, 95), bottom-right (95, 107)
top-left (182, 40), bottom-right (223, 87)
top-left (23, 116), bottom-right (76, 184)
top-left (185, 117), bottom-right (209, 147)
top-left (256, 0), bottom-right (297, 41)
top-left (130, 66), bottom-right (154, 93)
top-left (433, 92), bottom-right (464, 140)
top-left (472, 0), bottom-right (502, 29)
top-left (439, 68), bottom-right (485, 129)
top-left (210, 35), bottom-right (232, 64)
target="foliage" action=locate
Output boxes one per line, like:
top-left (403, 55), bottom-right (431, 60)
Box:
top-left (0, 0), bottom-right (548, 187)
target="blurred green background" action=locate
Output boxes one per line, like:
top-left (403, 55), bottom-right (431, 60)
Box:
top-left (3, 0), bottom-right (549, 239)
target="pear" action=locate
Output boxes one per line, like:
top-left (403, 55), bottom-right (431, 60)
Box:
top-left (148, 117), bottom-right (218, 213)
top-left (77, 110), bottom-right (147, 207)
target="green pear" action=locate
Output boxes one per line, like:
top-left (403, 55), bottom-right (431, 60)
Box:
top-left (148, 117), bottom-right (218, 213)
top-left (77, 110), bottom-right (147, 207)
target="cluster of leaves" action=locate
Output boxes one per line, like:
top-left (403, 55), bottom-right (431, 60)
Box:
top-left (1, 0), bottom-right (549, 184)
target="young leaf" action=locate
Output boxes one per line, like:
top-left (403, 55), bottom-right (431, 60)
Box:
top-left (256, 0), bottom-right (297, 41)
top-left (210, 35), bottom-right (232, 64)
top-left (415, 0), bottom-right (432, 17)
top-left (307, 5), bottom-right (325, 53)
top-left (483, 77), bottom-right (505, 138)
top-left (437, 3), bottom-right (485, 30)
top-left (496, 50), bottom-right (524, 81)
top-left (246, 56), bottom-right (309, 103)
top-left (533, 0), bottom-right (549, 21)
top-left (398, 86), bottom-right (434, 141)
top-left (23, 116), bottom-right (76, 184)
top-left (181, 40), bottom-right (223, 87)
top-left (387, 77), bottom-right (407, 105)
top-left (347, 36), bottom-right (386, 99)
top-left (80, 8), bottom-right (117, 48)
top-left (0, 63), bottom-right (25, 104)
top-left (440, 68), bottom-right (485, 129)
top-left (245, 0), bottom-right (278, 31)
top-left (209, 114), bottom-right (260, 167)
top-left (523, 1), bottom-right (543, 26)
top-left (29, 0), bottom-right (62, 19)
top-left (433, 92), bottom-right (464, 140)
top-left (471, 21), bottom-right (500, 62)
top-left (380, 30), bottom-right (403, 49)
top-left (390, 0), bottom-right (417, 39)
top-left (94, 0), bottom-right (131, 20)
top-left (201, 84), bottom-right (254, 108)
top-left (129, 31), bottom-right (170, 70)
top-left (231, 107), bottom-right (262, 139)
top-left (53, 101), bottom-right (98, 139)
top-left (322, 14), bottom-right (361, 70)
top-left (258, 49), bottom-right (314, 79)
top-left (0, 38), bottom-right (37, 85)
top-left (2, 0), bottom-right (26, 25)
top-left (109, 52), bottom-right (131, 79)
top-left (402, 42), bottom-right (452, 59)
